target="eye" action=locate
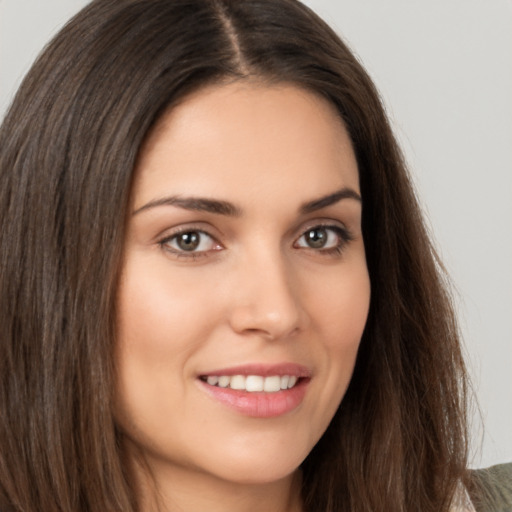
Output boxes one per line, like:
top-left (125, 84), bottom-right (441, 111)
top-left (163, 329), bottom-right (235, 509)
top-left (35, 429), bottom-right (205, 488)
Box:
top-left (160, 230), bottom-right (221, 255)
top-left (294, 225), bottom-right (352, 253)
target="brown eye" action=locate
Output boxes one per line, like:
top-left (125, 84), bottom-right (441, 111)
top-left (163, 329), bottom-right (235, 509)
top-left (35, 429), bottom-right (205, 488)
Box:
top-left (161, 230), bottom-right (220, 254)
top-left (295, 225), bottom-right (351, 253)
top-left (176, 231), bottom-right (201, 251)
top-left (303, 227), bottom-right (329, 249)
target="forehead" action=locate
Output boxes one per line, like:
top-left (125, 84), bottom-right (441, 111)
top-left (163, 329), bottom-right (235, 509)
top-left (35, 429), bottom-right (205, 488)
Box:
top-left (133, 82), bottom-right (359, 209)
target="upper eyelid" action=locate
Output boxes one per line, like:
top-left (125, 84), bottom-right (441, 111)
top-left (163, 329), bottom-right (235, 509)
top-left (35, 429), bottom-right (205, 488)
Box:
top-left (295, 225), bottom-right (352, 243)
top-left (294, 219), bottom-right (350, 237)
top-left (300, 219), bottom-right (346, 229)
top-left (298, 224), bottom-right (347, 235)
top-left (157, 224), bottom-right (221, 243)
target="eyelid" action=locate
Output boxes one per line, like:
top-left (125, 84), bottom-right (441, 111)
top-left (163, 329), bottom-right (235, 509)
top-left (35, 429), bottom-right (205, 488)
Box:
top-left (295, 219), bottom-right (352, 240)
top-left (293, 221), bottom-right (354, 254)
top-left (158, 225), bottom-right (224, 259)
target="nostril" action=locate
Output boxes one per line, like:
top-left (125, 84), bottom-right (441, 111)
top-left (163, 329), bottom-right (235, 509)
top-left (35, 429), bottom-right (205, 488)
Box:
top-left (228, 301), bottom-right (303, 341)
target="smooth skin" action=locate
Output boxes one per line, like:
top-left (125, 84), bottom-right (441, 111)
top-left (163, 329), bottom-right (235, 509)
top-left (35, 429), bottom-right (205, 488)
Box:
top-left (115, 82), bottom-right (371, 512)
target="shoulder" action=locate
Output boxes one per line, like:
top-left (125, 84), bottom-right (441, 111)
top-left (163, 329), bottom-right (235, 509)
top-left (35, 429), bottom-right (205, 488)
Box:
top-left (468, 463), bottom-right (512, 512)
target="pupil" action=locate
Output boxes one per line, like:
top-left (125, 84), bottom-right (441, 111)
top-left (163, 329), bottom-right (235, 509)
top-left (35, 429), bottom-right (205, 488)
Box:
top-left (306, 228), bottom-right (327, 248)
top-left (177, 232), bottom-right (200, 251)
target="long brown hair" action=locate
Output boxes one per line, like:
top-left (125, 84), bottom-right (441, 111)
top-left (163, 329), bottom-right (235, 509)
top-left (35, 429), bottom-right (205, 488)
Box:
top-left (0, 0), bottom-right (469, 510)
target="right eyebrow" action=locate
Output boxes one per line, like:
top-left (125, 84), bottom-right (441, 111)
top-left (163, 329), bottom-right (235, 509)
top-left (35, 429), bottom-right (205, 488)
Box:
top-left (132, 196), bottom-right (242, 217)
top-left (299, 187), bottom-right (362, 214)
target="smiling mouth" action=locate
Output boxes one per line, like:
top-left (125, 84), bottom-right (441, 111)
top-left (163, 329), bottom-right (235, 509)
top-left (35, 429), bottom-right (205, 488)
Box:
top-left (199, 374), bottom-right (301, 393)
top-left (198, 368), bottom-right (310, 417)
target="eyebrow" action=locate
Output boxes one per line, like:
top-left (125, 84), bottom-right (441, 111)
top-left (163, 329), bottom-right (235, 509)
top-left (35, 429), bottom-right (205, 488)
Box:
top-left (132, 187), bottom-right (361, 217)
top-left (299, 187), bottom-right (361, 214)
top-left (133, 196), bottom-right (242, 217)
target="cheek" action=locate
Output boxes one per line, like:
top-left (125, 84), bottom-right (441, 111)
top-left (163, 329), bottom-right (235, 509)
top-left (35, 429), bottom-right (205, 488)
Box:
top-left (309, 259), bottom-right (370, 348)
top-left (114, 257), bottom-right (214, 424)
top-left (309, 261), bottom-right (370, 400)
top-left (114, 257), bottom-right (217, 452)
top-left (326, 281), bottom-right (369, 351)
top-left (116, 256), bottom-right (214, 357)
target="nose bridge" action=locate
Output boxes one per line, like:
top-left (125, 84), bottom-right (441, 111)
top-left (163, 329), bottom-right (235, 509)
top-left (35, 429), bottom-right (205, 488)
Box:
top-left (228, 244), bottom-right (304, 339)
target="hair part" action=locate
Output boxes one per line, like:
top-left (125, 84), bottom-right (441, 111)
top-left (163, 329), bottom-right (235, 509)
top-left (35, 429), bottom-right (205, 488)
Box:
top-left (0, 1), bottom-right (469, 511)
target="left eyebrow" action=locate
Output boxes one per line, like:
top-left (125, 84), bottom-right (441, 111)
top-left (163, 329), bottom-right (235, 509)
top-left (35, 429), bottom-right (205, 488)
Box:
top-left (132, 196), bottom-right (242, 217)
top-left (299, 187), bottom-right (362, 214)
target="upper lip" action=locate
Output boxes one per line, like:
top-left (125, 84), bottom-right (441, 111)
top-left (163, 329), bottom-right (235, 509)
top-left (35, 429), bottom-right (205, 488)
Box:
top-left (198, 363), bottom-right (312, 378)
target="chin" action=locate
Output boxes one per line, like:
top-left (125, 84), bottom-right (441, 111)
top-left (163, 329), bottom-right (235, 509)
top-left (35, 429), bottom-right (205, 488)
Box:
top-left (190, 434), bottom-right (311, 486)
top-left (205, 457), bottom-right (302, 486)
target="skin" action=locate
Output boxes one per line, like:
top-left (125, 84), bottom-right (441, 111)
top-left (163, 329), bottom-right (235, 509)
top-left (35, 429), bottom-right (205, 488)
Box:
top-left (115, 82), bottom-right (371, 512)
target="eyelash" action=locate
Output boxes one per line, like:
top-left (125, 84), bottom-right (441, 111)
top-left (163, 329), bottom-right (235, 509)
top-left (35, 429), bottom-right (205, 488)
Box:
top-left (158, 227), bottom-right (221, 261)
top-left (294, 224), bottom-right (354, 256)
top-left (158, 223), bottom-right (354, 260)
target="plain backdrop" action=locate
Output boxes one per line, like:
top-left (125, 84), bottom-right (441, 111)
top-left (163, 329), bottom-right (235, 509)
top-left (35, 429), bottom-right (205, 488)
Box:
top-left (1, 0), bottom-right (511, 469)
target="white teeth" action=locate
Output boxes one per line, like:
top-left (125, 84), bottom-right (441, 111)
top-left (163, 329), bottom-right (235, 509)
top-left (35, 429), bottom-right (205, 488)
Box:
top-left (203, 374), bottom-right (300, 392)
top-left (263, 375), bottom-right (281, 392)
top-left (245, 375), bottom-right (264, 392)
top-left (229, 375), bottom-right (246, 390)
top-left (218, 376), bottom-right (230, 388)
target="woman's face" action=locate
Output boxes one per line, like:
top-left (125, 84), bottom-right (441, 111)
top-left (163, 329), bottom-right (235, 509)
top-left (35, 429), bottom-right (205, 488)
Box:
top-left (116, 82), bottom-right (370, 487)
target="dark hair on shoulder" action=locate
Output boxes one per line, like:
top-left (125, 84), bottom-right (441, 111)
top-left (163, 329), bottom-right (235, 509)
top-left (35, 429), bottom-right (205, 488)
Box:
top-left (0, 0), bottom-right (469, 510)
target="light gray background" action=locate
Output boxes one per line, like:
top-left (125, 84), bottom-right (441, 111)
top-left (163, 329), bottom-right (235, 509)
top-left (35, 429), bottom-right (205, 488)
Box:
top-left (1, 0), bottom-right (510, 469)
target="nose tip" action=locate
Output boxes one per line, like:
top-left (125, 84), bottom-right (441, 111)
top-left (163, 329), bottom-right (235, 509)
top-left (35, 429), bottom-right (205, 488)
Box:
top-left (229, 304), bottom-right (301, 341)
top-left (228, 259), bottom-right (305, 340)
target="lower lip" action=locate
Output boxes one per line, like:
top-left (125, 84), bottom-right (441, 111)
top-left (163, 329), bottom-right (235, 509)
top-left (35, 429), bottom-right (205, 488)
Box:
top-left (198, 379), bottom-right (309, 418)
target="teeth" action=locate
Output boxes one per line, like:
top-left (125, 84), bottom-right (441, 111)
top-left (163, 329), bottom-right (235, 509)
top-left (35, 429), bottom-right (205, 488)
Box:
top-left (206, 376), bottom-right (219, 386)
top-left (203, 374), bottom-right (300, 392)
top-left (246, 375), bottom-right (264, 392)
top-left (218, 376), bottom-right (230, 388)
top-left (263, 375), bottom-right (281, 392)
top-left (229, 375), bottom-right (246, 390)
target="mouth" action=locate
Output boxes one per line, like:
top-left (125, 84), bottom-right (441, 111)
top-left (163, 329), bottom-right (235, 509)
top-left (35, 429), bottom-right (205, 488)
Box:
top-left (199, 374), bottom-right (300, 393)
top-left (197, 364), bottom-right (311, 417)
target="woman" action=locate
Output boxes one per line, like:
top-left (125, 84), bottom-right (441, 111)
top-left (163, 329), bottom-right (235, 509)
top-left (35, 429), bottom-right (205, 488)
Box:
top-left (0, 0), bottom-right (509, 511)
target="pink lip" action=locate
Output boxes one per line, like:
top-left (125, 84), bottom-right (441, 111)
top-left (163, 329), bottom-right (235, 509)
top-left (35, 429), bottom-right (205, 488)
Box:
top-left (199, 362), bottom-right (311, 378)
top-left (197, 363), bottom-right (311, 418)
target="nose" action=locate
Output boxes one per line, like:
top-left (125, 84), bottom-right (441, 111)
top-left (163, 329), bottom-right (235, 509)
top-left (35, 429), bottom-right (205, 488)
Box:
top-left (227, 249), bottom-right (307, 341)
